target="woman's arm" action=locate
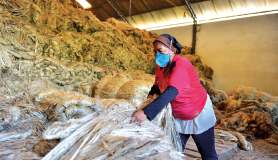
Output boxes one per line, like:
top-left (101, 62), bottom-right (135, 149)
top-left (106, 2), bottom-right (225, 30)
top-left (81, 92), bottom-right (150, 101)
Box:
top-left (131, 85), bottom-right (178, 123)
top-left (143, 85), bottom-right (178, 121)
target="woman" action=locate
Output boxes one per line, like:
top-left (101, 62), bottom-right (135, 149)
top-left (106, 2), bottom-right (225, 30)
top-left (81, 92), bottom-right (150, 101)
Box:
top-left (131, 34), bottom-right (218, 160)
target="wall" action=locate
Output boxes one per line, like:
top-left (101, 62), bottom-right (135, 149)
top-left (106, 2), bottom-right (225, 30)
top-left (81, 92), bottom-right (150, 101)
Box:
top-left (152, 13), bottom-right (278, 96)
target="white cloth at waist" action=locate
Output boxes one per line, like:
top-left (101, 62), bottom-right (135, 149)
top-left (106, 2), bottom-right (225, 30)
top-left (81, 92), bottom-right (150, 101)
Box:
top-left (174, 94), bottom-right (216, 134)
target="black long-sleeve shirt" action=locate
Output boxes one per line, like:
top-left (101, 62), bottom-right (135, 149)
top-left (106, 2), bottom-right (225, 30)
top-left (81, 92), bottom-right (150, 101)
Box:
top-left (143, 85), bottom-right (178, 121)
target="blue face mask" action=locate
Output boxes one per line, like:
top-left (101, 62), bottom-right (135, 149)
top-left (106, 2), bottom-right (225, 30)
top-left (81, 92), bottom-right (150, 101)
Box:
top-left (155, 53), bottom-right (171, 67)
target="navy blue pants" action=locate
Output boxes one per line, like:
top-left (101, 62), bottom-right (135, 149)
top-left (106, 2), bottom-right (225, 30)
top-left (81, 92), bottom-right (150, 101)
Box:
top-left (179, 126), bottom-right (218, 160)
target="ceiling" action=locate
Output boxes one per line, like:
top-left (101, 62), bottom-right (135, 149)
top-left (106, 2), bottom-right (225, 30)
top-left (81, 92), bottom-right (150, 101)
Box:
top-left (85, 0), bottom-right (209, 21)
top-left (81, 0), bottom-right (278, 30)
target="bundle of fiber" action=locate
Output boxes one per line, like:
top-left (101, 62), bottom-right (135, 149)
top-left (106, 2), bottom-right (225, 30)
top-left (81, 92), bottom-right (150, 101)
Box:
top-left (116, 80), bottom-right (152, 107)
top-left (273, 116), bottom-right (278, 126)
top-left (106, 18), bottom-right (134, 31)
top-left (242, 87), bottom-right (257, 100)
top-left (213, 105), bottom-right (225, 124)
top-left (33, 139), bottom-right (60, 157)
top-left (195, 63), bottom-right (214, 80)
top-left (202, 64), bottom-right (214, 80)
top-left (265, 134), bottom-right (278, 145)
top-left (180, 46), bottom-right (192, 55)
top-left (216, 96), bottom-right (235, 110)
top-left (229, 131), bottom-right (253, 151)
top-left (226, 100), bottom-right (241, 113)
top-left (38, 90), bottom-right (103, 122)
top-left (42, 107), bottom-right (184, 160)
top-left (0, 94), bottom-right (47, 134)
top-left (232, 85), bottom-right (245, 100)
top-left (250, 111), bottom-right (275, 137)
top-left (214, 129), bottom-right (253, 151)
top-left (214, 129), bottom-right (238, 142)
top-left (124, 69), bottom-right (146, 77)
top-left (221, 111), bottom-right (251, 132)
top-left (255, 91), bottom-right (271, 103)
top-left (94, 72), bottom-right (157, 103)
top-left (30, 3), bottom-right (42, 24)
top-left (210, 89), bottom-right (229, 104)
top-left (199, 78), bottom-right (229, 104)
top-left (98, 99), bottom-right (131, 109)
top-left (239, 100), bottom-right (262, 109)
top-left (270, 96), bottom-right (278, 106)
top-left (100, 73), bottom-right (131, 98)
top-left (106, 18), bottom-right (158, 48)
top-left (132, 74), bottom-right (155, 84)
top-left (34, 88), bottom-right (57, 103)
top-left (266, 102), bottom-right (278, 114)
top-left (94, 75), bottom-right (113, 98)
top-left (182, 54), bottom-right (202, 66)
top-left (266, 102), bottom-right (278, 126)
top-left (76, 81), bottom-right (97, 97)
top-left (0, 44), bottom-right (13, 70)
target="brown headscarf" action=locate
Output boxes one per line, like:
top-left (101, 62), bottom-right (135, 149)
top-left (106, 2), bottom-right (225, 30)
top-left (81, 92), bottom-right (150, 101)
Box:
top-left (154, 36), bottom-right (178, 54)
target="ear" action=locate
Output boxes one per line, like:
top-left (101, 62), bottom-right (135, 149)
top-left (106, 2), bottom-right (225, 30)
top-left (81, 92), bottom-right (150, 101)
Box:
top-left (169, 48), bottom-right (175, 55)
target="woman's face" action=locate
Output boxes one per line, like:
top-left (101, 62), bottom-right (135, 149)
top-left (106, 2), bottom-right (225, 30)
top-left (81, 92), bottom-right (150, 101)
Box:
top-left (153, 41), bottom-right (175, 63)
top-left (153, 42), bottom-right (170, 56)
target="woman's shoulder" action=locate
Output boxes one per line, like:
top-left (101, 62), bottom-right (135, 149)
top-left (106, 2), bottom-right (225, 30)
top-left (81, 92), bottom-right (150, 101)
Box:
top-left (173, 55), bottom-right (192, 66)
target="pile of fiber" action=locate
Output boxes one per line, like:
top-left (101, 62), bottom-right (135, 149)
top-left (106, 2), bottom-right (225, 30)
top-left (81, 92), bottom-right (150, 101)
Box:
top-left (0, 0), bottom-right (154, 100)
top-left (2, 50), bottom-right (123, 96)
top-left (42, 105), bottom-right (184, 160)
top-left (0, 0), bottom-right (222, 106)
top-left (12, 88), bottom-right (183, 159)
top-left (1, 0), bottom-right (159, 74)
top-left (215, 85), bottom-right (278, 144)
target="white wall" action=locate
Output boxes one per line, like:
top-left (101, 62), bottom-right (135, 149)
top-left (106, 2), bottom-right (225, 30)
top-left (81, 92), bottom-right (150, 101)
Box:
top-left (152, 13), bottom-right (278, 96)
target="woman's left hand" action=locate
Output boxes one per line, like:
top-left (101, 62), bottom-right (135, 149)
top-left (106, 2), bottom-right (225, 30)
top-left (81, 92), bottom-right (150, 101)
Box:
top-left (131, 110), bottom-right (147, 125)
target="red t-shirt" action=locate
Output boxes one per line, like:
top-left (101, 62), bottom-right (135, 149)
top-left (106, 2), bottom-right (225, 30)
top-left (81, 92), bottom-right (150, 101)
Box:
top-left (154, 55), bottom-right (207, 120)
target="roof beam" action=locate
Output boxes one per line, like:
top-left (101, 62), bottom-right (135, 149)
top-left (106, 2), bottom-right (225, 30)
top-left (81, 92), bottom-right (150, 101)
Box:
top-left (184, 0), bottom-right (197, 20)
top-left (184, 0), bottom-right (197, 54)
top-left (106, 0), bottom-right (131, 25)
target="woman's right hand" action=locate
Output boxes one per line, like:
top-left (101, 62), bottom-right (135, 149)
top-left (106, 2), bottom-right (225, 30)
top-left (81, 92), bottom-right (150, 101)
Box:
top-left (131, 110), bottom-right (147, 125)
